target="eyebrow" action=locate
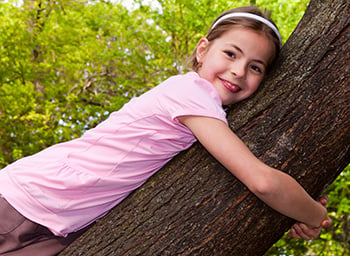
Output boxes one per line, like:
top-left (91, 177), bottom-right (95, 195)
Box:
top-left (228, 44), bottom-right (267, 67)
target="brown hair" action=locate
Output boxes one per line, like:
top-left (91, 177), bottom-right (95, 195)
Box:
top-left (187, 6), bottom-right (281, 72)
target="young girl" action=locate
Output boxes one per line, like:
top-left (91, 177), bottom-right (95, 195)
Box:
top-left (0, 6), bottom-right (331, 255)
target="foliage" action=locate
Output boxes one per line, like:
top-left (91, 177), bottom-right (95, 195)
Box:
top-left (0, 0), bottom-right (348, 255)
top-left (0, 0), bottom-right (164, 164)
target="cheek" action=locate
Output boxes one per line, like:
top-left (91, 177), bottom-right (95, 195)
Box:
top-left (253, 77), bottom-right (263, 89)
top-left (198, 62), bottom-right (216, 80)
top-left (247, 79), bottom-right (262, 95)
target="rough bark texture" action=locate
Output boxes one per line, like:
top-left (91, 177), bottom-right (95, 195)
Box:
top-left (60, 0), bottom-right (350, 255)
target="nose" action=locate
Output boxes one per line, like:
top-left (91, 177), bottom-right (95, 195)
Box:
top-left (230, 61), bottom-right (246, 79)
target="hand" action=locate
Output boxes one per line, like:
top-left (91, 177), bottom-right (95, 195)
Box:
top-left (287, 195), bottom-right (332, 240)
top-left (287, 223), bottom-right (321, 240)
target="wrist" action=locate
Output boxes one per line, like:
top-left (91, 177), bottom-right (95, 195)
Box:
top-left (307, 202), bottom-right (327, 228)
top-left (316, 203), bottom-right (328, 227)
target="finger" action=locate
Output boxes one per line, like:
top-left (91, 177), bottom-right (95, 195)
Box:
top-left (300, 223), bottom-right (320, 239)
top-left (287, 227), bottom-right (302, 239)
top-left (319, 195), bottom-right (329, 206)
top-left (292, 224), bottom-right (309, 240)
top-left (294, 223), bottom-right (319, 240)
top-left (321, 217), bottom-right (332, 228)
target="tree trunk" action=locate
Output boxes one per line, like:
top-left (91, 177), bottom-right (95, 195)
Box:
top-left (60, 0), bottom-right (350, 255)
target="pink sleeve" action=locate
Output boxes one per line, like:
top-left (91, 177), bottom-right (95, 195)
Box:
top-left (158, 73), bottom-right (228, 125)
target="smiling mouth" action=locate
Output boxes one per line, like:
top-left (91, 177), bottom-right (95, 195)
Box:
top-left (220, 78), bottom-right (241, 93)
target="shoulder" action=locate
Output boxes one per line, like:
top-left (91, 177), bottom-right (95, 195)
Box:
top-left (156, 73), bottom-right (227, 125)
top-left (159, 72), bottom-right (222, 104)
top-left (163, 72), bottom-right (208, 88)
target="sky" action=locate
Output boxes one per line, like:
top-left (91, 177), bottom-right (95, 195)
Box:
top-left (119, 0), bottom-right (161, 10)
top-left (2, 0), bottom-right (161, 10)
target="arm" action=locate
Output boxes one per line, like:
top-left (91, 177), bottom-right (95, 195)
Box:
top-left (178, 115), bottom-right (330, 228)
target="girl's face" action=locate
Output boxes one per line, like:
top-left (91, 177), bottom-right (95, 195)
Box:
top-left (196, 27), bottom-right (275, 105)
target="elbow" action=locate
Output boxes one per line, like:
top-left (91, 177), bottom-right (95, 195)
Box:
top-left (250, 180), bottom-right (272, 197)
top-left (249, 167), bottom-right (279, 198)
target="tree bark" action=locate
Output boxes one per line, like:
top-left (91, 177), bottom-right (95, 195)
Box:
top-left (60, 0), bottom-right (350, 255)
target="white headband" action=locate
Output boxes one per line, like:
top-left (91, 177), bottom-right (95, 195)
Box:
top-left (211, 12), bottom-right (282, 47)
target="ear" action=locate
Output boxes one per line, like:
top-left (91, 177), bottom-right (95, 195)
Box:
top-left (196, 37), bottom-right (210, 64)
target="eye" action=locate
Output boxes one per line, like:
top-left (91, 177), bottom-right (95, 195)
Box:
top-left (224, 50), bottom-right (236, 59)
top-left (250, 64), bottom-right (264, 74)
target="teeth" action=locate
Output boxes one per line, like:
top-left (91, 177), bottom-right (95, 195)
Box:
top-left (230, 83), bottom-right (238, 90)
top-left (223, 80), bottom-right (240, 92)
top-left (224, 80), bottom-right (232, 87)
